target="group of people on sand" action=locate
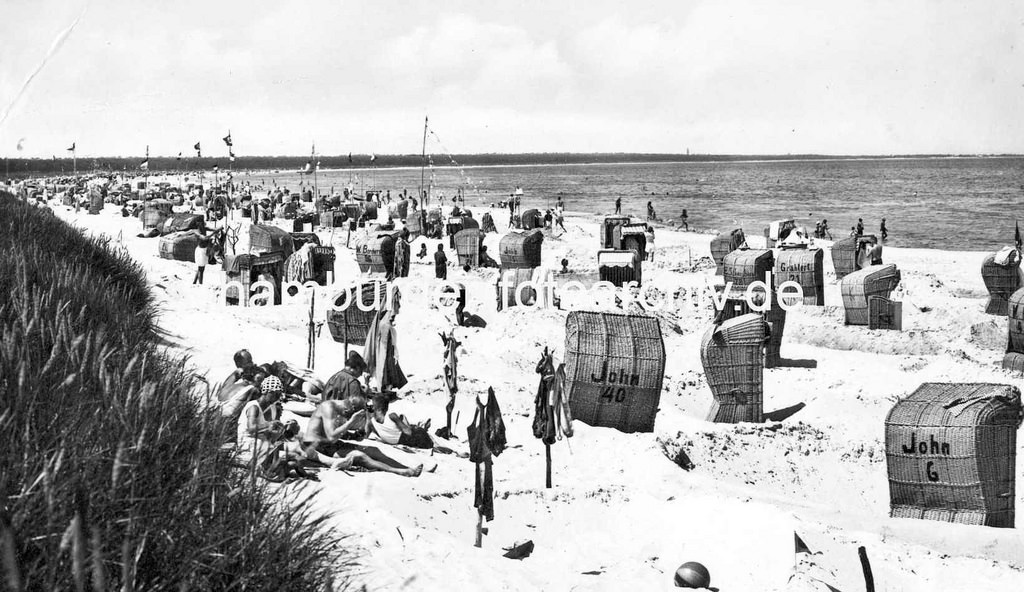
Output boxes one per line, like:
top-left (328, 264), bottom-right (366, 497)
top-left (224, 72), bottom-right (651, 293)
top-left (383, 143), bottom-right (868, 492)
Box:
top-left (218, 349), bottom-right (432, 480)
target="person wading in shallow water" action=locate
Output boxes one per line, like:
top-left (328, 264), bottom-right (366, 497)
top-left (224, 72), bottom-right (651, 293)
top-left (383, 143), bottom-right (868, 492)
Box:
top-left (820, 219), bottom-right (832, 240)
top-left (881, 218), bottom-right (889, 241)
top-left (680, 208), bottom-right (689, 230)
top-left (615, 197), bottom-right (622, 214)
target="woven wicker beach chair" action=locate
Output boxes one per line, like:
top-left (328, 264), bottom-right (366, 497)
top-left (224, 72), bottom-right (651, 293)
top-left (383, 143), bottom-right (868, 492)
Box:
top-left (885, 383), bottom-right (1022, 527)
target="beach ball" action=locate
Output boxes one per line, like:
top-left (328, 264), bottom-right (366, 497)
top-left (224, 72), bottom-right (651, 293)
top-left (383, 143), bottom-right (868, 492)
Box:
top-left (674, 562), bottom-right (711, 589)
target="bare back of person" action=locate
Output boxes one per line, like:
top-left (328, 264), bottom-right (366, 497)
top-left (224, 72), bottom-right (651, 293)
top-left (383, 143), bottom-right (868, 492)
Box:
top-left (301, 399), bottom-right (423, 477)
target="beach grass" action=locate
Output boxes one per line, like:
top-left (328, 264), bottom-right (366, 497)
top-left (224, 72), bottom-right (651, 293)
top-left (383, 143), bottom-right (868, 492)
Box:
top-left (0, 192), bottom-right (355, 591)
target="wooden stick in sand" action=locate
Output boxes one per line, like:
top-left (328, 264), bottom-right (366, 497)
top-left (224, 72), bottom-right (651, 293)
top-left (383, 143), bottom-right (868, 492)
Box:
top-left (306, 289), bottom-right (316, 368)
top-left (857, 546), bottom-right (875, 592)
top-left (545, 443), bottom-right (553, 488)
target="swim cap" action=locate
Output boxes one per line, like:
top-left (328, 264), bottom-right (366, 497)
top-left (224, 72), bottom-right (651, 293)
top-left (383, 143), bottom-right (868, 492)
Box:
top-left (261, 375), bottom-right (283, 394)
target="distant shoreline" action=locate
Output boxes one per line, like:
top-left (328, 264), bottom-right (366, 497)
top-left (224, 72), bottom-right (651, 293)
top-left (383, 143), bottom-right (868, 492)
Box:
top-left (6, 153), bottom-right (1022, 178)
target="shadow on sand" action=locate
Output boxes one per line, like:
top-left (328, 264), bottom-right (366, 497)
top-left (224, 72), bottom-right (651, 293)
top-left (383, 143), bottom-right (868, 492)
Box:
top-left (775, 358), bottom-right (818, 369)
top-left (764, 402), bottom-right (807, 422)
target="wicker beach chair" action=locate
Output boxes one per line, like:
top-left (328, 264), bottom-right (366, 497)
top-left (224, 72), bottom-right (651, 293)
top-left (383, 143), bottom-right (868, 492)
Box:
top-left (498, 230), bottom-right (544, 269)
top-left (840, 264), bottom-right (901, 326)
top-left (710, 228), bottom-right (746, 276)
top-left (1002, 288), bottom-right (1024, 373)
top-left (723, 249), bottom-right (774, 292)
top-left (326, 280), bottom-right (390, 345)
top-left (564, 312), bottom-right (665, 433)
top-left (157, 231), bottom-right (202, 263)
top-left (454, 228), bottom-right (483, 267)
top-left (981, 251), bottom-right (1022, 316)
top-left (714, 289), bottom-right (785, 368)
top-left (774, 247), bottom-right (825, 306)
top-left (355, 233), bottom-right (396, 275)
top-left (885, 383), bottom-right (1022, 527)
top-left (700, 314), bottom-right (770, 423)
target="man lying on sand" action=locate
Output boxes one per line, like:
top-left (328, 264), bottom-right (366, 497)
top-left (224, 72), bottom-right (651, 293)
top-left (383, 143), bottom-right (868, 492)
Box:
top-left (302, 396), bottom-right (423, 477)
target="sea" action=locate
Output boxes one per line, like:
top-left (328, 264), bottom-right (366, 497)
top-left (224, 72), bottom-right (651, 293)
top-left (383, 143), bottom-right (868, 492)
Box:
top-left (253, 157), bottom-right (1024, 251)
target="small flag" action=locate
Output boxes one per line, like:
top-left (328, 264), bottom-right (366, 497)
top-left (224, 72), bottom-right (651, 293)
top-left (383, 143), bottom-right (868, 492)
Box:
top-left (140, 158), bottom-right (149, 171)
top-left (348, 152), bottom-right (352, 163)
top-left (177, 152), bottom-right (182, 161)
top-left (16, 138), bottom-right (25, 151)
top-left (229, 149), bottom-right (235, 163)
top-left (213, 164), bottom-right (219, 172)
top-left (370, 153), bottom-right (376, 162)
top-left (67, 142), bottom-right (75, 152)
top-left (223, 132), bottom-right (233, 147)
top-left (1016, 221), bottom-right (1021, 251)
top-left (794, 533), bottom-right (812, 555)
top-left (194, 142), bottom-right (201, 158)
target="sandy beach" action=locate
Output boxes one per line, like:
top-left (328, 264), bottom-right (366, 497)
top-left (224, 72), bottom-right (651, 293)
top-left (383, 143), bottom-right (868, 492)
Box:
top-left (38, 197), bottom-right (1022, 592)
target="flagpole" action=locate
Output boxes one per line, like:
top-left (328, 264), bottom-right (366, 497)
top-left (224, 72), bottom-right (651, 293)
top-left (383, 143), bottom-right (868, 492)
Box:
top-left (312, 141), bottom-right (319, 209)
top-left (420, 116), bottom-right (428, 206)
top-left (227, 130), bottom-right (233, 205)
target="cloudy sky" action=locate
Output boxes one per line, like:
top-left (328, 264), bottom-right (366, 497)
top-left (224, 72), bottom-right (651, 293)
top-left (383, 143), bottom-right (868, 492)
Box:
top-left (1, 0), bottom-right (1022, 157)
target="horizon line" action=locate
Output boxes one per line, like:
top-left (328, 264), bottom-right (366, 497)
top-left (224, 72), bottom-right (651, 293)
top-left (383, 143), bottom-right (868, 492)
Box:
top-left (6, 151), bottom-right (1023, 160)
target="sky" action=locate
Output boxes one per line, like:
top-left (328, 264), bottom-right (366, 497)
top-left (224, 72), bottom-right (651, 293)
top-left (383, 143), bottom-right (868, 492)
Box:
top-left (1, 0), bottom-right (1022, 157)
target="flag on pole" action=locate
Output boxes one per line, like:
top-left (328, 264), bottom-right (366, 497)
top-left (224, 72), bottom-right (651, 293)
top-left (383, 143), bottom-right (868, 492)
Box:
top-left (140, 158), bottom-right (149, 171)
top-left (213, 164), bottom-right (219, 172)
top-left (177, 152), bottom-right (182, 161)
top-left (229, 149), bottom-right (236, 163)
top-left (223, 132), bottom-right (233, 147)
top-left (194, 142), bottom-right (201, 158)
top-left (348, 152), bottom-right (353, 163)
top-left (794, 533), bottom-right (812, 555)
top-left (370, 153), bottom-right (376, 162)
top-left (67, 142), bottom-right (75, 152)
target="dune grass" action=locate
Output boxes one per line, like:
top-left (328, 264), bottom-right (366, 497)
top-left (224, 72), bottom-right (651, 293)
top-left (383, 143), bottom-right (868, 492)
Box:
top-left (0, 193), bottom-right (356, 591)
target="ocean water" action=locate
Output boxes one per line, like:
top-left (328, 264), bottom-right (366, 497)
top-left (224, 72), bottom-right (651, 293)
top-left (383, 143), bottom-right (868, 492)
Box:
top-left (253, 157), bottom-right (1024, 251)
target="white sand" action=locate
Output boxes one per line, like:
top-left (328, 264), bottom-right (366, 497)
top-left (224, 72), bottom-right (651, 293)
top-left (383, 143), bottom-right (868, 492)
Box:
top-left (50, 198), bottom-right (1024, 592)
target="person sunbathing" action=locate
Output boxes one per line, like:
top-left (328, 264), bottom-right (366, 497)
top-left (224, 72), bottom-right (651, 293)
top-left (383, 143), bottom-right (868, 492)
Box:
top-left (368, 393), bottom-right (434, 448)
top-left (302, 397), bottom-right (423, 477)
